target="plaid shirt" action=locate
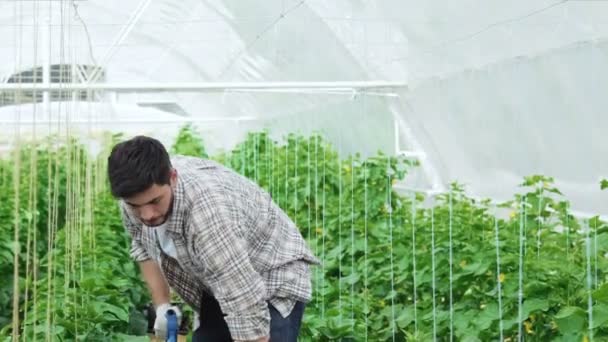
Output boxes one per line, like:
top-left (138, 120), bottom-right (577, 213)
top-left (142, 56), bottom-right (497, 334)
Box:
top-left (120, 156), bottom-right (319, 340)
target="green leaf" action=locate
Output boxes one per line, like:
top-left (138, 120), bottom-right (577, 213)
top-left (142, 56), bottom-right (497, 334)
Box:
top-left (113, 334), bottom-right (150, 342)
top-left (554, 306), bottom-right (586, 335)
top-left (601, 179), bottom-right (608, 190)
top-left (454, 310), bottom-right (475, 336)
top-left (592, 303), bottom-right (608, 328)
top-left (395, 307), bottom-right (415, 329)
top-left (461, 336), bottom-right (482, 342)
top-left (474, 303), bottom-right (498, 331)
top-left (461, 260), bottom-right (490, 276)
top-left (522, 298), bottom-right (549, 317)
top-left (593, 283), bottom-right (608, 303)
top-left (93, 302), bottom-right (129, 322)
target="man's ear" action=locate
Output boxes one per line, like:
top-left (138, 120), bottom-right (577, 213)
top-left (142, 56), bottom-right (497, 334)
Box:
top-left (169, 168), bottom-right (177, 186)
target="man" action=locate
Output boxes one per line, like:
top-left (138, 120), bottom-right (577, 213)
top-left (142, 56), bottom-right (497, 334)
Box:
top-left (107, 136), bottom-right (319, 341)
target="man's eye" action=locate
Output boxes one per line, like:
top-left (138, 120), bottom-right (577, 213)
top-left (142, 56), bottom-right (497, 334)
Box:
top-left (151, 198), bottom-right (160, 204)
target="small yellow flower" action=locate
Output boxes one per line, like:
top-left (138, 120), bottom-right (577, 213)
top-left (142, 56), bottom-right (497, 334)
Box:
top-left (524, 320), bottom-right (534, 334)
top-left (315, 227), bottom-right (323, 234)
top-left (379, 300), bottom-right (386, 308)
top-left (550, 320), bottom-right (558, 330)
top-left (583, 335), bottom-right (589, 342)
top-left (391, 179), bottom-right (397, 185)
top-left (460, 260), bottom-right (467, 268)
top-left (509, 211), bottom-right (517, 219)
top-left (499, 273), bottom-right (506, 283)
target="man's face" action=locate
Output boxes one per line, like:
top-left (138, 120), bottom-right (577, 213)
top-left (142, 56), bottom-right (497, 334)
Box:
top-left (125, 170), bottom-right (177, 227)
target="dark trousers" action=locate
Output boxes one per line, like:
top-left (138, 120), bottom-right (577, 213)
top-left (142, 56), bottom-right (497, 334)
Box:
top-left (192, 295), bottom-right (305, 342)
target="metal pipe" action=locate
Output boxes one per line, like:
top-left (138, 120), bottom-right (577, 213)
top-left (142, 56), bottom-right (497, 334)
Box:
top-left (0, 117), bottom-right (257, 124)
top-left (0, 81), bottom-right (408, 92)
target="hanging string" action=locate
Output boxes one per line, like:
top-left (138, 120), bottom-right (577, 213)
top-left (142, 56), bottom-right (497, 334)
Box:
top-left (254, 131), bottom-right (259, 183)
top-left (448, 191), bottom-right (454, 342)
top-left (537, 186), bottom-right (543, 260)
top-left (411, 193), bottom-right (418, 337)
top-left (338, 133), bottom-right (343, 323)
top-left (22, 0), bottom-right (41, 338)
top-left (387, 157), bottom-right (396, 342)
top-left (350, 145), bottom-right (355, 333)
top-left (270, 131), bottom-right (275, 200)
top-left (594, 218), bottom-right (598, 289)
top-left (314, 134), bottom-right (320, 309)
top-left (494, 205), bottom-right (504, 341)
top-left (267, 131), bottom-right (272, 195)
top-left (239, 123), bottom-right (245, 176)
top-left (363, 159), bottom-right (369, 341)
top-left (321, 136), bottom-right (327, 318)
top-left (586, 220), bottom-right (594, 340)
top-left (565, 203), bottom-right (571, 305)
top-left (294, 132), bottom-right (298, 223)
top-left (284, 135), bottom-right (289, 215)
top-left (307, 134), bottom-right (312, 242)
top-left (68, 2), bottom-right (83, 335)
top-left (517, 197), bottom-right (526, 342)
top-left (362, 95), bottom-right (370, 342)
top-left (11, 0), bottom-right (24, 339)
top-left (430, 204), bottom-right (437, 342)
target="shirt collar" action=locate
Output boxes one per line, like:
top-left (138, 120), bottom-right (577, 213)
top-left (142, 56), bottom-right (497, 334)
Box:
top-left (165, 173), bottom-right (188, 235)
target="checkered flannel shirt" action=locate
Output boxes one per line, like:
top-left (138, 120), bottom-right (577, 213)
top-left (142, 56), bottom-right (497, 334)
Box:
top-left (120, 156), bottom-right (319, 340)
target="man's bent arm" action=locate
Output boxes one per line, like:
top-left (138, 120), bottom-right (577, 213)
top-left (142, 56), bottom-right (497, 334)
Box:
top-left (139, 259), bottom-right (170, 307)
top-left (119, 205), bottom-right (169, 306)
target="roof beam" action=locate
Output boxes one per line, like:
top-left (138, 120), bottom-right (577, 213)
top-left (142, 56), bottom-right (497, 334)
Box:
top-left (85, 0), bottom-right (153, 83)
top-left (0, 81), bottom-right (408, 92)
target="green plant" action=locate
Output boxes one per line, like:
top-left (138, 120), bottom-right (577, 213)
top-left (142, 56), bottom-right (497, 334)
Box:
top-left (171, 124), bottom-right (208, 158)
top-left (219, 131), bottom-right (608, 341)
top-left (2, 127), bottom-right (606, 341)
top-left (0, 136), bottom-right (149, 341)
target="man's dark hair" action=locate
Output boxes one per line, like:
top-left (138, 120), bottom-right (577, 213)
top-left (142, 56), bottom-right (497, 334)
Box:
top-left (107, 136), bottom-right (172, 198)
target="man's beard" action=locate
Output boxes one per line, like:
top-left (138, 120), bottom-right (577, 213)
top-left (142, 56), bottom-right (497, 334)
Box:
top-left (146, 190), bottom-right (174, 227)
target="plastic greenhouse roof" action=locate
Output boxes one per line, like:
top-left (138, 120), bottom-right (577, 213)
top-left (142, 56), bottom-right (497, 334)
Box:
top-left (0, 0), bottom-right (606, 217)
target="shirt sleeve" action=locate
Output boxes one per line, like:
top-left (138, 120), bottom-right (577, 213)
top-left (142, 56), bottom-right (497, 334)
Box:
top-left (119, 204), bottom-right (151, 263)
top-left (188, 191), bottom-right (270, 341)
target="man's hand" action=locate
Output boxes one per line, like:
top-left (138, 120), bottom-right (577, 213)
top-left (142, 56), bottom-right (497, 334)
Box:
top-left (193, 312), bottom-right (200, 331)
top-left (154, 303), bottom-right (182, 339)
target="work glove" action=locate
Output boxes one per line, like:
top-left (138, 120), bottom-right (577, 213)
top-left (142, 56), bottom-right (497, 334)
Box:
top-left (154, 303), bottom-right (182, 339)
top-left (193, 312), bottom-right (200, 332)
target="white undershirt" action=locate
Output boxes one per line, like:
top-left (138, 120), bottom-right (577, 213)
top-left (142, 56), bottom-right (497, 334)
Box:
top-left (154, 223), bottom-right (178, 260)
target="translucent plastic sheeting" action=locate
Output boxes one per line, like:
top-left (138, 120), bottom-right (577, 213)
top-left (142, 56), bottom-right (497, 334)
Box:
top-left (3, 1), bottom-right (608, 84)
top-left (1, 0), bottom-right (607, 216)
top-left (397, 39), bottom-right (608, 218)
top-left (0, 93), bottom-right (396, 159)
top-left (2, 1), bottom-right (606, 105)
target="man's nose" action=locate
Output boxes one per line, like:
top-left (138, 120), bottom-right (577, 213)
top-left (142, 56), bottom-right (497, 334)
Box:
top-left (140, 206), bottom-right (156, 221)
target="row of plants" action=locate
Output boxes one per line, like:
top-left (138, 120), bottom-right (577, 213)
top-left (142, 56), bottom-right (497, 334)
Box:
top-left (1, 125), bottom-right (607, 341)
top-left (0, 136), bottom-right (150, 341)
top-left (220, 129), bottom-right (608, 341)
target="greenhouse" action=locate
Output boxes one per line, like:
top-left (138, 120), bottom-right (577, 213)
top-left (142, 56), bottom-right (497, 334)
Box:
top-left (1, 0), bottom-right (607, 341)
